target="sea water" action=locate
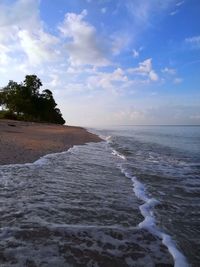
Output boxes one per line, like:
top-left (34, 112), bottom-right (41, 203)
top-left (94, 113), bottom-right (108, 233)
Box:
top-left (0, 126), bottom-right (199, 266)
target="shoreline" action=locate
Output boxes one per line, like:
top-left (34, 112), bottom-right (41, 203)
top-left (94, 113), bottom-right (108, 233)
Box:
top-left (0, 119), bottom-right (102, 165)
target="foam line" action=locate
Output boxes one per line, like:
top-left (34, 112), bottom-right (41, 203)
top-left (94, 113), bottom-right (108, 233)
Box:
top-left (119, 165), bottom-right (190, 267)
top-left (111, 149), bottom-right (126, 160)
top-left (0, 146), bottom-right (76, 168)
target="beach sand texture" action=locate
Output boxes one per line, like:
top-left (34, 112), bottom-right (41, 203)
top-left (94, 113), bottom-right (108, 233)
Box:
top-left (0, 119), bottom-right (101, 165)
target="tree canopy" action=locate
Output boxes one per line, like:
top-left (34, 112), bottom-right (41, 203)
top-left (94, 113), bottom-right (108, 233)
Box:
top-left (0, 75), bottom-right (65, 125)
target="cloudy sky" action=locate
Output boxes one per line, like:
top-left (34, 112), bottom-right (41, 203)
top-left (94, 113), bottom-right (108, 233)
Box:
top-left (0, 0), bottom-right (200, 126)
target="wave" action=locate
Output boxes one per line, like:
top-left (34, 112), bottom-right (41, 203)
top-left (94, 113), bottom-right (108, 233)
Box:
top-left (120, 166), bottom-right (189, 267)
top-left (0, 149), bottom-right (71, 169)
top-left (109, 144), bottom-right (189, 267)
top-left (111, 149), bottom-right (126, 160)
top-left (99, 134), bottom-right (112, 143)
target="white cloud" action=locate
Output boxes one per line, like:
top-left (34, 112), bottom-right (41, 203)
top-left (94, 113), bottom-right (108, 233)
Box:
top-left (63, 83), bottom-right (86, 93)
top-left (173, 77), bottom-right (183, 84)
top-left (18, 30), bottom-right (59, 65)
top-left (0, 0), bottom-right (40, 47)
top-left (170, 1), bottom-right (184, 16)
top-left (46, 74), bottom-right (61, 88)
top-left (170, 10), bottom-right (179, 16)
top-left (0, 44), bottom-right (11, 66)
top-left (59, 10), bottom-right (110, 66)
top-left (149, 70), bottom-right (159, 81)
top-left (0, 0), bottom-right (39, 29)
top-left (0, 0), bottom-right (60, 67)
top-left (125, 0), bottom-right (175, 26)
top-left (87, 68), bottom-right (128, 91)
top-left (66, 65), bottom-right (97, 75)
top-left (185, 35), bottom-right (200, 49)
top-left (132, 49), bottom-right (139, 58)
top-left (162, 67), bottom-right (176, 75)
top-left (111, 34), bottom-right (131, 55)
top-left (128, 58), bottom-right (159, 81)
top-left (176, 1), bottom-right (184, 7)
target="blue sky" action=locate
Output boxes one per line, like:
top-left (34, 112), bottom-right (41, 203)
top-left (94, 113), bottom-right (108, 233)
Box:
top-left (0, 0), bottom-right (200, 126)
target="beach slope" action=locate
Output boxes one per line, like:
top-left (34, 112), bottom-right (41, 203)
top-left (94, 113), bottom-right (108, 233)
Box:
top-left (0, 120), bottom-right (101, 165)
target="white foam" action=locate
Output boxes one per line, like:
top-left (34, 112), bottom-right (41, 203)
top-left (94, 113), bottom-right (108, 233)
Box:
top-left (0, 146), bottom-right (79, 169)
top-left (86, 127), bottom-right (112, 143)
top-left (101, 135), bottom-right (112, 142)
top-left (161, 232), bottom-right (190, 267)
top-left (111, 149), bottom-right (126, 160)
top-left (119, 165), bottom-right (190, 267)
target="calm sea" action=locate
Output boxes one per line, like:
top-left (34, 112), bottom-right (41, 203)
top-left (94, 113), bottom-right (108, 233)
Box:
top-left (0, 125), bottom-right (199, 266)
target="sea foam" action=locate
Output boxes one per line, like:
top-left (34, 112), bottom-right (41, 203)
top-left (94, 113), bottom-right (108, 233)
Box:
top-left (120, 165), bottom-right (190, 267)
top-left (111, 149), bottom-right (126, 160)
top-left (109, 142), bottom-right (190, 267)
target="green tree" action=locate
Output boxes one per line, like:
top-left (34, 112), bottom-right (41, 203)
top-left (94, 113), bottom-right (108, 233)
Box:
top-left (23, 75), bottom-right (42, 96)
top-left (0, 80), bottom-right (22, 114)
top-left (0, 75), bottom-right (65, 124)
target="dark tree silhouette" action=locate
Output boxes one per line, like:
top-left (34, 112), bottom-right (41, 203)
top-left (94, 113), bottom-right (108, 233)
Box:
top-left (0, 75), bottom-right (65, 124)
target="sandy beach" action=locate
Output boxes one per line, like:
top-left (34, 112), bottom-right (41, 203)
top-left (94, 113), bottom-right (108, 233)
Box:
top-left (0, 119), bottom-right (102, 165)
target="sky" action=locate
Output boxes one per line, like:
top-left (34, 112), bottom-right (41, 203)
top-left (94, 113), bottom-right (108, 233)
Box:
top-left (0, 0), bottom-right (200, 126)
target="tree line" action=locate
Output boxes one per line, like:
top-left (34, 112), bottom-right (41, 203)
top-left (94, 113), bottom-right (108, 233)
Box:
top-left (0, 75), bottom-right (65, 125)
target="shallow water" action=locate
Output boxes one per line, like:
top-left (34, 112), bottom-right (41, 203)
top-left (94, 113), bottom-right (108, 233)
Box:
top-left (1, 125), bottom-right (199, 266)
top-left (95, 125), bottom-right (200, 267)
top-left (0, 141), bottom-right (173, 267)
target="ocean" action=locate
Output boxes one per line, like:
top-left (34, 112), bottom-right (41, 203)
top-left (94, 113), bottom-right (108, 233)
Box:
top-left (0, 125), bottom-right (199, 267)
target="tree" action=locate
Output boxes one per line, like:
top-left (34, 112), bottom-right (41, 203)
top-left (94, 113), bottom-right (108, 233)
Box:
top-left (23, 75), bottom-right (42, 96)
top-left (0, 80), bottom-right (22, 114)
top-left (0, 75), bottom-right (65, 124)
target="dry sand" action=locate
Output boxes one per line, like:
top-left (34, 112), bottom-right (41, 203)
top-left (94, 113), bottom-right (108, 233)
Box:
top-left (0, 119), bottom-right (102, 165)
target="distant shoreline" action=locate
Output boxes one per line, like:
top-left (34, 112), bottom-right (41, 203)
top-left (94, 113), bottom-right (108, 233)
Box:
top-left (0, 119), bottom-right (102, 165)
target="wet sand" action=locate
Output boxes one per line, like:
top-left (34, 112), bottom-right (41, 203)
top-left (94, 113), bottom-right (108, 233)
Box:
top-left (0, 119), bottom-right (102, 165)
